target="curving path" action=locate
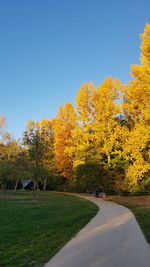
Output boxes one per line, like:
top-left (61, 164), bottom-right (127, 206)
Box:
top-left (45, 194), bottom-right (150, 267)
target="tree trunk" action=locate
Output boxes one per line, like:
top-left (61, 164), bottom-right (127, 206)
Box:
top-left (3, 184), bottom-right (7, 195)
top-left (14, 180), bottom-right (19, 192)
top-left (36, 181), bottom-right (39, 190)
top-left (32, 181), bottom-right (37, 200)
top-left (107, 154), bottom-right (111, 167)
top-left (43, 177), bottom-right (47, 191)
top-left (33, 180), bottom-right (37, 190)
top-left (32, 190), bottom-right (36, 201)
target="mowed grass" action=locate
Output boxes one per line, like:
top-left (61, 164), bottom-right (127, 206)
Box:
top-left (0, 191), bottom-right (98, 267)
top-left (107, 195), bottom-right (150, 243)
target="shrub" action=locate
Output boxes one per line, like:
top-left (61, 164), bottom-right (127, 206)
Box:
top-left (73, 162), bottom-right (104, 193)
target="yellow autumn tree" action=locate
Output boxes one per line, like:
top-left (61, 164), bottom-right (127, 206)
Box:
top-left (69, 78), bottom-right (122, 167)
top-left (92, 77), bottom-right (121, 166)
top-left (0, 115), bottom-right (5, 130)
top-left (0, 115), bottom-right (6, 140)
top-left (121, 24), bottom-right (150, 192)
top-left (68, 82), bottom-right (98, 168)
top-left (52, 102), bottom-right (77, 178)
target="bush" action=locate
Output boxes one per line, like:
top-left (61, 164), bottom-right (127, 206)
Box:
top-left (46, 175), bottom-right (67, 191)
top-left (73, 162), bottom-right (104, 193)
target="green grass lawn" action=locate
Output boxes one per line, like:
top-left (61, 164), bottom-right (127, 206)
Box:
top-left (0, 191), bottom-right (98, 267)
top-left (107, 195), bottom-right (150, 243)
top-left (128, 206), bottom-right (150, 243)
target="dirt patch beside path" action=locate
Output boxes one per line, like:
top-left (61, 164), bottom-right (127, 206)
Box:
top-left (0, 193), bottom-right (28, 199)
top-left (106, 195), bottom-right (150, 209)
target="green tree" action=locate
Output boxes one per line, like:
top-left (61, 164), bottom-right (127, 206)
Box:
top-left (23, 119), bottom-right (55, 191)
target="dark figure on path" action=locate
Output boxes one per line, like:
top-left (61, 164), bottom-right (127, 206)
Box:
top-left (95, 188), bottom-right (100, 198)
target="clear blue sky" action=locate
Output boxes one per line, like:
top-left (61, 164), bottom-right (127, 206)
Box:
top-left (0, 0), bottom-right (150, 138)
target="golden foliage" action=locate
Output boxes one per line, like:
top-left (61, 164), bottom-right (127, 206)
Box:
top-left (120, 24), bottom-right (150, 187)
top-left (92, 77), bottom-right (122, 165)
top-left (52, 102), bottom-right (77, 178)
top-left (18, 24), bottom-right (150, 193)
top-left (140, 23), bottom-right (150, 65)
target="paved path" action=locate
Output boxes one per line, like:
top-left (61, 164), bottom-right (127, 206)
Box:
top-left (45, 194), bottom-right (150, 267)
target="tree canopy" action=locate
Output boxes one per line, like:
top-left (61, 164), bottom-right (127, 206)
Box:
top-left (0, 24), bottom-right (150, 194)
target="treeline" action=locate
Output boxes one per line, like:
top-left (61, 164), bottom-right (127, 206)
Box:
top-left (0, 24), bottom-right (150, 195)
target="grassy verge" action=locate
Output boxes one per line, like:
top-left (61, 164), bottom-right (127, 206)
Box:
top-left (107, 195), bottom-right (150, 243)
top-left (0, 191), bottom-right (98, 267)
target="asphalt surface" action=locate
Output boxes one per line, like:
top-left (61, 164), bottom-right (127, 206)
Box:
top-left (45, 195), bottom-right (150, 267)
